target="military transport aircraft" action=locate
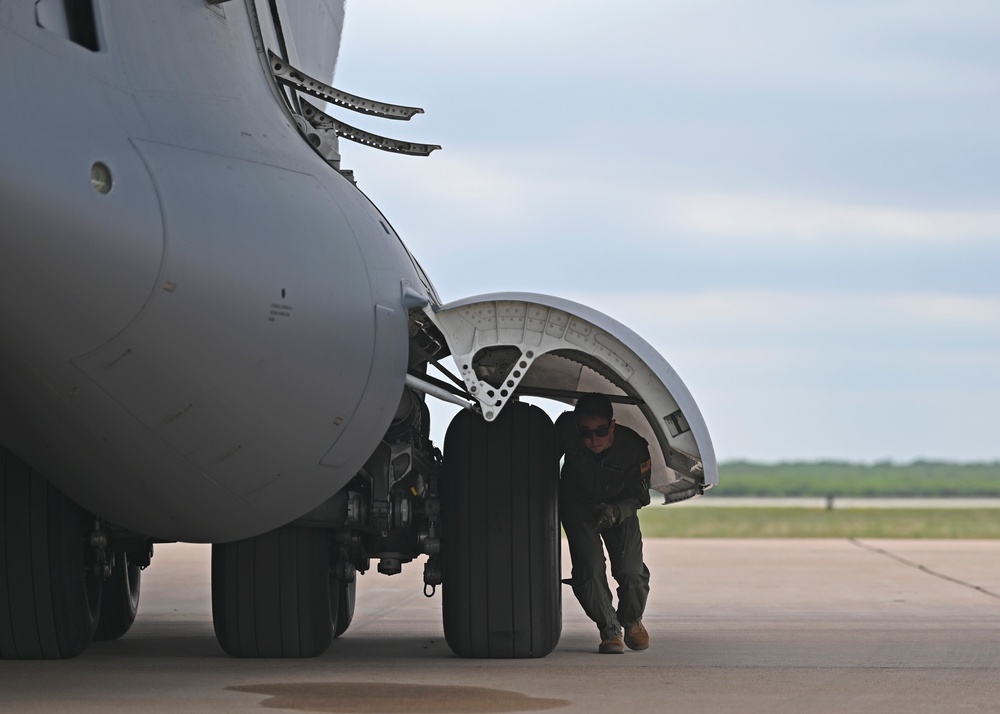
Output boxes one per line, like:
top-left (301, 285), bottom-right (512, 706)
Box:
top-left (0, 0), bottom-right (716, 660)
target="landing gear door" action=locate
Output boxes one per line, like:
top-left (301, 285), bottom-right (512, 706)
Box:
top-left (424, 293), bottom-right (717, 503)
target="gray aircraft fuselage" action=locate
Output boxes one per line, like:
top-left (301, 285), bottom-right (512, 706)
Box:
top-left (0, 0), bottom-right (428, 542)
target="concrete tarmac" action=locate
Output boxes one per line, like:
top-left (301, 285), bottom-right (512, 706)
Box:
top-left (2, 539), bottom-right (999, 713)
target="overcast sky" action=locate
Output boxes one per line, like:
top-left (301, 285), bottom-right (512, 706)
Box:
top-left (331, 1), bottom-right (999, 463)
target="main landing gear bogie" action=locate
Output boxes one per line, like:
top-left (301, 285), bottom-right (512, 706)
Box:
top-left (3, 397), bottom-right (566, 662)
top-left (208, 401), bottom-right (563, 660)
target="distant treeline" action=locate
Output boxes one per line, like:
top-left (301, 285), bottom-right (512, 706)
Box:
top-left (708, 461), bottom-right (1000, 498)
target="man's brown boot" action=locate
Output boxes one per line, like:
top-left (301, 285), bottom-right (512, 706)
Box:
top-left (598, 633), bottom-right (624, 654)
top-left (624, 620), bottom-right (649, 651)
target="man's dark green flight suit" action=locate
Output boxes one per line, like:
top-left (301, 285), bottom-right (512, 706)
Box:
top-left (556, 412), bottom-right (652, 641)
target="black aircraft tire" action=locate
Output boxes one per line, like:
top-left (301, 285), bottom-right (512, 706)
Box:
top-left (442, 402), bottom-right (561, 658)
top-left (211, 525), bottom-right (332, 658)
top-left (1, 447), bottom-right (101, 659)
top-left (94, 556), bottom-right (141, 641)
top-left (332, 577), bottom-right (356, 638)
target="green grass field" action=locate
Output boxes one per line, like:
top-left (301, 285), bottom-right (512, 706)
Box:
top-left (637, 506), bottom-right (1000, 538)
top-left (712, 461), bottom-right (1000, 497)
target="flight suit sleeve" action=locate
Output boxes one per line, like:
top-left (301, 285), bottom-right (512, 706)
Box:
top-left (611, 441), bottom-right (652, 521)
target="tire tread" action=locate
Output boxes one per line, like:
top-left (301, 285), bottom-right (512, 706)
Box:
top-left (212, 525), bottom-right (331, 658)
top-left (442, 403), bottom-right (561, 658)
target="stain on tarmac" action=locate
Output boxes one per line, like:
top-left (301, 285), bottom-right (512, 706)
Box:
top-left (228, 682), bottom-right (570, 713)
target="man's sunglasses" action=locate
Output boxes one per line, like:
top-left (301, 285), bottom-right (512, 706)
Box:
top-left (578, 423), bottom-right (612, 439)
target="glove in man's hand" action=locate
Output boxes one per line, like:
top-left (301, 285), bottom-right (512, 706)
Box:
top-left (592, 503), bottom-right (620, 532)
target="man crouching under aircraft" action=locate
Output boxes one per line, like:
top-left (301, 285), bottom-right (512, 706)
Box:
top-left (557, 393), bottom-right (652, 654)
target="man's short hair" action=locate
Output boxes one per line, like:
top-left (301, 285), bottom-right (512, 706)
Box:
top-left (574, 393), bottom-right (614, 423)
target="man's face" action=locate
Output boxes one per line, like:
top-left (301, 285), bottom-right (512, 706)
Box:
top-left (577, 414), bottom-right (615, 454)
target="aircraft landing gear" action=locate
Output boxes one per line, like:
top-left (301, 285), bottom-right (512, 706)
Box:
top-left (441, 402), bottom-right (562, 658)
top-left (207, 396), bottom-right (563, 659)
top-left (0, 446), bottom-right (102, 659)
